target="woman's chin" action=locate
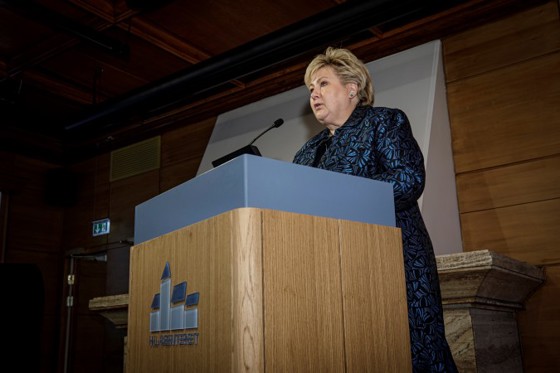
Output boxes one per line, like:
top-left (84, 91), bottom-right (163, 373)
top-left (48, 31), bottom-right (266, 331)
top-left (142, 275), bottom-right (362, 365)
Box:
top-left (314, 114), bottom-right (327, 125)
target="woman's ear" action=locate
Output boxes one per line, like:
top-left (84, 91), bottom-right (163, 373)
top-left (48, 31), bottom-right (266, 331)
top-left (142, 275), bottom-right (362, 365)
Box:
top-left (347, 82), bottom-right (359, 98)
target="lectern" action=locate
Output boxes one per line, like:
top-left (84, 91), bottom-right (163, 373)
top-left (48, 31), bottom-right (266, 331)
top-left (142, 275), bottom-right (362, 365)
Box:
top-left (128, 155), bottom-right (411, 372)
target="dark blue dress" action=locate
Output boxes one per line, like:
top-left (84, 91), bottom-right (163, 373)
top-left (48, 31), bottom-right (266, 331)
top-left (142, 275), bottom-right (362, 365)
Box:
top-left (293, 106), bottom-right (457, 372)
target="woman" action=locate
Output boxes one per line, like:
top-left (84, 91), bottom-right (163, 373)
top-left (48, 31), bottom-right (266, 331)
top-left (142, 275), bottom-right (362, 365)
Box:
top-left (293, 47), bottom-right (458, 373)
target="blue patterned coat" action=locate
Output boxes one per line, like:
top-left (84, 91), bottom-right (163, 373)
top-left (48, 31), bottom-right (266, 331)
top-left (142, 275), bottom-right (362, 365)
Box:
top-left (293, 106), bottom-right (457, 372)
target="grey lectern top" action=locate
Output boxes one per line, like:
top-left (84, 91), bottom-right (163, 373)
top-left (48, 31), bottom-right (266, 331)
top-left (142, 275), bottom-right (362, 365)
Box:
top-left (134, 155), bottom-right (395, 244)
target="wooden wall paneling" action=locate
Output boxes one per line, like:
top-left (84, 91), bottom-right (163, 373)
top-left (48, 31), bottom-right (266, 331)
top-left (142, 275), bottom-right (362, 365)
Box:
top-left (0, 153), bottom-right (65, 373)
top-left (42, 314), bottom-right (62, 371)
top-left (107, 169), bottom-right (160, 295)
top-left (62, 150), bottom-right (146, 373)
top-left (0, 151), bottom-right (20, 261)
top-left (159, 117), bottom-right (215, 192)
top-left (66, 260), bottom-right (111, 373)
top-left (60, 152), bottom-right (113, 373)
top-left (0, 192), bottom-right (6, 261)
top-left (3, 154), bottom-right (64, 314)
top-left (443, 3), bottom-right (560, 371)
top-left (6, 200), bottom-right (63, 253)
top-left (443, 1), bottom-right (560, 82)
top-left (91, 153), bottom-right (112, 219)
top-left (105, 242), bottom-right (133, 296)
top-left (109, 169), bottom-right (160, 243)
top-left (447, 52), bottom-right (560, 173)
top-left (68, 311), bottom-right (108, 373)
top-left (62, 115), bottom-right (214, 372)
top-left (456, 155), bottom-right (560, 213)
top-left (7, 156), bottom-right (64, 253)
top-left (64, 153), bottom-right (111, 251)
top-left (460, 199), bottom-right (560, 265)
top-left (59, 258), bottom-right (108, 373)
top-left (62, 150), bottom-right (147, 373)
top-left (73, 260), bottom-right (109, 314)
top-left (517, 264), bottom-right (560, 372)
top-left (0, 151), bottom-right (26, 192)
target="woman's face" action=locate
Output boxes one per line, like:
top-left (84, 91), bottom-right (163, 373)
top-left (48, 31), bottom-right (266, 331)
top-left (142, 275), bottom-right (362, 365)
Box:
top-left (308, 66), bottom-right (357, 132)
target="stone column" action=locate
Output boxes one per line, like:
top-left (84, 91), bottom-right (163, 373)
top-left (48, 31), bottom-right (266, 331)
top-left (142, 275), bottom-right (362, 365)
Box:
top-left (437, 250), bottom-right (545, 373)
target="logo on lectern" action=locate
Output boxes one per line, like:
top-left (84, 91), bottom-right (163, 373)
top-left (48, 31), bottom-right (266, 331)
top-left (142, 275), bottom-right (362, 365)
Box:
top-left (148, 262), bottom-right (200, 347)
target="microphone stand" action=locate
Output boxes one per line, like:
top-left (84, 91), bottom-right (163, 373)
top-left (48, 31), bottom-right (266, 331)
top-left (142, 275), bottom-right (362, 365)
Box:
top-left (248, 118), bottom-right (284, 146)
top-left (211, 118), bottom-right (284, 167)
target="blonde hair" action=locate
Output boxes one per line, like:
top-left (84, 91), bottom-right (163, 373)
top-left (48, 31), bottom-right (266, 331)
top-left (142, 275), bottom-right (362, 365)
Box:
top-left (304, 47), bottom-right (374, 106)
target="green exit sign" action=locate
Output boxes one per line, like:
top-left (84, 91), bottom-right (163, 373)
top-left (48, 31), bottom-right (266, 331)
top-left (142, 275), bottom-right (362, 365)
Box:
top-left (92, 218), bottom-right (110, 237)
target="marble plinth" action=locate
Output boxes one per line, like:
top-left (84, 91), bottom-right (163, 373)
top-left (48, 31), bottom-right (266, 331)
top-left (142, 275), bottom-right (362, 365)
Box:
top-left (437, 250), bottom-right (545, 373)
top-left (89, 294), bottom-right (129, 329)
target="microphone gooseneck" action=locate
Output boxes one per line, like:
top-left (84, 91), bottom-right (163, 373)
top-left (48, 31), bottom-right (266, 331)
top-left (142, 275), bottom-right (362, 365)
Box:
top-left (248, 118), bottom-right (284, 146)
top-left (211, 118), bottom-right (284, 167)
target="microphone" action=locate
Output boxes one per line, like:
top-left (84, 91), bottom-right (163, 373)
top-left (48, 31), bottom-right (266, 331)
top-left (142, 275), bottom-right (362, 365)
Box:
top-left (211, 118), bottom-right (284, 168)
top-left (248, 118), bottom-right (284, 146)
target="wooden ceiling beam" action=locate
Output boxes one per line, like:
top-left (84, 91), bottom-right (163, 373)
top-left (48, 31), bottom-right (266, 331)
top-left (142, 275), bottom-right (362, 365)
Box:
top-left (120, 17), bottom-right (209, 64)
top-left (117, 18), bottom-right (247, 88)
top-left (69, 0), bottom-right (137, 24)
top-left (6, 34), bottom-right (80, 78)
top-left (23, 69), bottom-right (99, 104)
top-left (2, 1), bottom-right (123, 79)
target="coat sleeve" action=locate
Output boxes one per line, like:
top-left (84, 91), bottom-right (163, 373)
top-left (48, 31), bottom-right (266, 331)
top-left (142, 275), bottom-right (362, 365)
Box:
top-left (370, 109), bottom-right (426, 211)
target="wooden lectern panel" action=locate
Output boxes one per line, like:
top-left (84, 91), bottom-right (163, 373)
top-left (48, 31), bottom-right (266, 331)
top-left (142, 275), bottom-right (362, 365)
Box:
top-left (127, 208), bottom-right (410, 372)
top-left (262, 210), bottom-right (346, 371)
top-left (338, 220), bottom-right (411, 372)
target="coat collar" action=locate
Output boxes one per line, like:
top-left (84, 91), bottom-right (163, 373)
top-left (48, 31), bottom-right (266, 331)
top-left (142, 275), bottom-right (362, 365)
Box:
top-left (312, 105), bottom-right (369, 144)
